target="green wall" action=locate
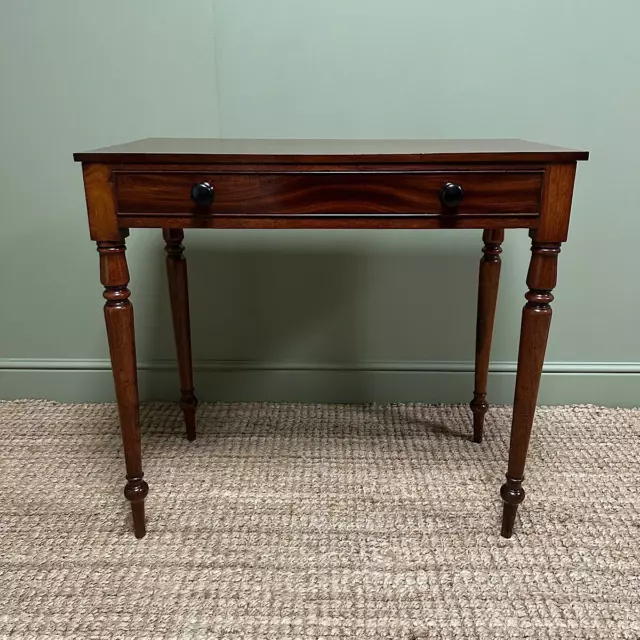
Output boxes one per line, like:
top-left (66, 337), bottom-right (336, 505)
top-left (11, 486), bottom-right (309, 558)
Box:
top-left (2, 0), bottom-right (639, 405)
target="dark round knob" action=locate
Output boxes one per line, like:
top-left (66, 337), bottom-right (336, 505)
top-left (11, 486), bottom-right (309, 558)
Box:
top-left (190, 182), bottom-right (215, 207)
top-left (440, 182), bottom-right (465, 209)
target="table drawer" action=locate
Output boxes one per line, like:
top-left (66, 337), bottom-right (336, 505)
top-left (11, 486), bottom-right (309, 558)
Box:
top-left (114, 171), bottom-right (543, 217)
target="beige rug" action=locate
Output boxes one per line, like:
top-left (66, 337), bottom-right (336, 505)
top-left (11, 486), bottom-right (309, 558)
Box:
top-left (1, 401), bottom-right (638, 639)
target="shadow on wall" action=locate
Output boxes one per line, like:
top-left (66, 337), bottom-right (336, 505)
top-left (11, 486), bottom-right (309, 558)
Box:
top-left (144, 230), bottom-right (486, 403)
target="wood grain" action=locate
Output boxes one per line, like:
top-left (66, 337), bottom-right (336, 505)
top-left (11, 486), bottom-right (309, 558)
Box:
top-left (536, 163), bottom-right (578, 242)
top-left (470, 229), bottom-right (504, 443)
top-left (501, 240), bottom-right (560, 538)
top-left (114, 171), bottom-right (543, 217)
top-left (74, 138), bottom-right (589, 164)
top-left (82, 164), bottom-right (119, 241)
top-left (163, 229), bottom-right (197, 441)
top-left (117, 214), bottom-right (537, 231)
top-left (76, 138), bottom-right (588, 539)
top-left (98, 240), bottom-right (148, 538)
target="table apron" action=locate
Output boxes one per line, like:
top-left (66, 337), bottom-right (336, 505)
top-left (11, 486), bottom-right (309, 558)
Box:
top-left (116, 214), bottom-right (538, 230)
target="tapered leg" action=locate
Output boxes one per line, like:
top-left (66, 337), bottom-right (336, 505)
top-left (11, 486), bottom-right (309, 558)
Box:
top-left (470, 229), bottom-right (504, 443)
top-left (500, 239), bottom-right (560, 538)
top-left (163, 229), bottom-right (198, 441)
top-left (98, 240), bottom-right (148, 539)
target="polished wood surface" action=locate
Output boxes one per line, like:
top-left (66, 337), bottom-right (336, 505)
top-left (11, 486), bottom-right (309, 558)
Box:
top-left (75, 138), bottom-right (589, 164)
top-left (119, 213), bottom-right (538, 231)
top-left (470, 229), bottom-right (504, 443)
top-left (115, 170), bottom-right (543, 217)
top-left (98, 239), bottom-right (147, 538)
top-left (536, 163), bottom-right (578, 242)
top-left (163, 229), bottom-right (198, 441)
top-left (75, 138), bottom-right (587, 539)
top-left (501, 237), bottom-right (561, 538)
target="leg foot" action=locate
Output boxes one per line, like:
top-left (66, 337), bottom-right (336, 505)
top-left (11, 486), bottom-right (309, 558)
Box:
top-left (470, 393), bottom-right (489, 443)
top-left (500, 475), bottom-right (525, 538)
top-left (501, 503), bottom-right (518, 538)
top-left (180, 393), bottom-right (198, 442)
top-left (125, 476), bottom-right (149, 538)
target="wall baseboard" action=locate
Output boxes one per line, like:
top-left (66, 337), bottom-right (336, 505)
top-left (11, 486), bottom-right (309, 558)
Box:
top-left (1, 359), bottom-right (638, 406)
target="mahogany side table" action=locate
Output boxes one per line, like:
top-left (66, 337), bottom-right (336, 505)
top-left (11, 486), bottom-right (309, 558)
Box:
top-left (74, 139), bottom-right (588, 539)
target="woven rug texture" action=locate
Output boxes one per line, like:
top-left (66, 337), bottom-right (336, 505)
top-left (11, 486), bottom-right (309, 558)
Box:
top-left (0, 400), bottom-right (639, 639)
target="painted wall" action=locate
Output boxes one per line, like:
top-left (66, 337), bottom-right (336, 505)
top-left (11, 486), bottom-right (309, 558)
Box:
top-left (0, 0), bottom-right (221, 398)
top-left (2, 1), bottom-right (639, 404)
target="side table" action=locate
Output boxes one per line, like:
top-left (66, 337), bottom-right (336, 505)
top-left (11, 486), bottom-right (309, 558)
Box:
top-left (74, 138), bottom-right (588, 538)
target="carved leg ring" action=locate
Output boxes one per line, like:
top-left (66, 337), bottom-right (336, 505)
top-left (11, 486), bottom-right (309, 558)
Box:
top-left (500, 239), bottom-right (560, 538)
top-left (98, 240), bottom-right (149, 538)
top-left (470, 229), bottom-right (504, 443)
top-left (163, 229), bottom-right (198, 441)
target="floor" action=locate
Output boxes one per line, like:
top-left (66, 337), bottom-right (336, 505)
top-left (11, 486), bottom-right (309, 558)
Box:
top-left (1, 400), bottom-right (638, 639)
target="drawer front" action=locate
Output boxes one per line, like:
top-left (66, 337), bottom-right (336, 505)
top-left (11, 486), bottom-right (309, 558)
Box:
top-left (114, 171), bottom-right (543, 217)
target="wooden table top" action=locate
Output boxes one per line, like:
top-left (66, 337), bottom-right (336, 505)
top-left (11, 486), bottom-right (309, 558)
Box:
top-left (74, 138), bottom-right (589, 164)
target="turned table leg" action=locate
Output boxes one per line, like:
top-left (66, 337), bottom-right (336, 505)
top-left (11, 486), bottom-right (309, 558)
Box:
top-left (470, 229), bottom-right (504, 443)
top-left (163, 229), bottom-right (198, 441)
top-left (500, 238), bottom-right (560, 538)
top-left (98, 240), bottom-right (148, 538)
